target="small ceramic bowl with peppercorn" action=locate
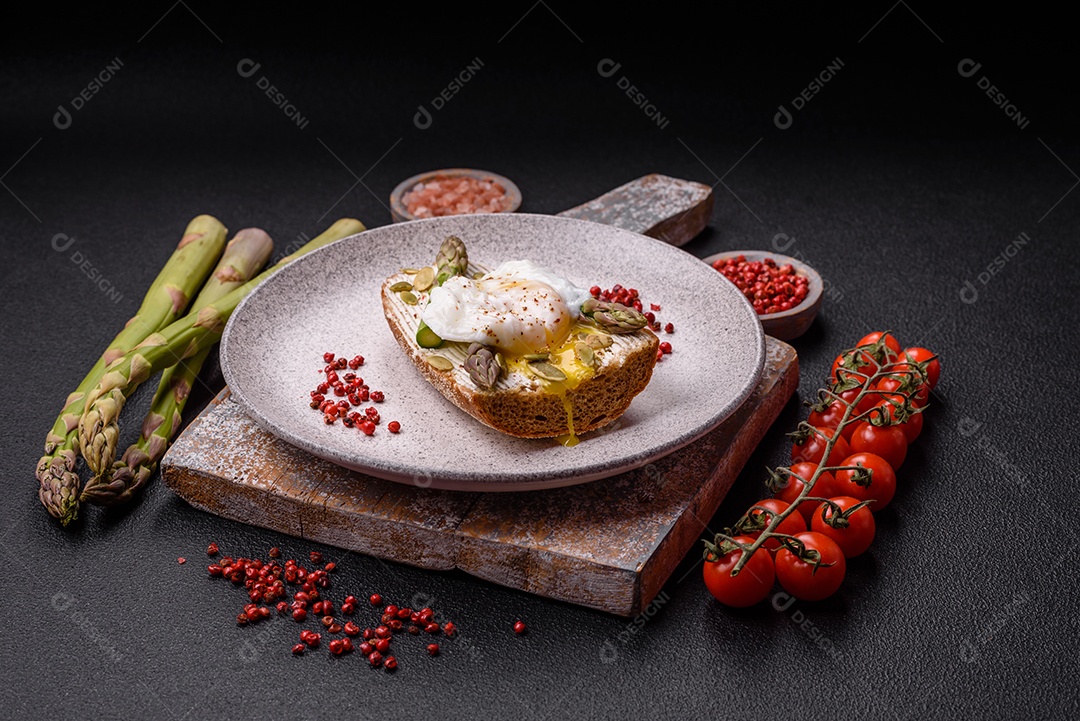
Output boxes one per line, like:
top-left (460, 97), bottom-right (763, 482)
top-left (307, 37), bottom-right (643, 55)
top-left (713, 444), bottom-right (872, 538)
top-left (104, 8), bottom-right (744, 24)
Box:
top-left (389, 168), bottom-right (522, 223)
top-left (701, 250), bottom-right (822, 341)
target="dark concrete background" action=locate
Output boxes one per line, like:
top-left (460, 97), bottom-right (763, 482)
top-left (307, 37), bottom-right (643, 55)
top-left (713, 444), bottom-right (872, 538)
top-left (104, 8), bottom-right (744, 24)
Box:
top-left (2, 5), bottom-right (1078, 719)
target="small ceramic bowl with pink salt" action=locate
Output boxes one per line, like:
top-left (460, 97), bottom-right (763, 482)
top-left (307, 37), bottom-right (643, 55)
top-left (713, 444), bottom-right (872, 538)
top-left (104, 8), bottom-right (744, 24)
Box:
top-left (389, 168), bottom-right (522, 223)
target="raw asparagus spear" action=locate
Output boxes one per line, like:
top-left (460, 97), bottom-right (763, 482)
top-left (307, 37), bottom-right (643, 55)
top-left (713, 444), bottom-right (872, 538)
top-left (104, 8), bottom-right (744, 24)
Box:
top-left (36, 215), bottom-right (228, 524)
top-left (82, 228), bottom-right (275, 506)
top-left (77, 218), bottom-right (365, 480)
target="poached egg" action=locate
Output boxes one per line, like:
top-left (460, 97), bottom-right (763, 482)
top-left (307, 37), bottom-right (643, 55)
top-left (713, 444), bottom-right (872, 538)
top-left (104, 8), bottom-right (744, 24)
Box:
top-left (421, 260), bottom-right (592, 356)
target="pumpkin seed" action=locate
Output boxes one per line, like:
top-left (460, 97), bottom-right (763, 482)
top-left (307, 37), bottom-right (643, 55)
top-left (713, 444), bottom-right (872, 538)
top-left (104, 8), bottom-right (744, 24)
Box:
top-left (574, 342), bottom-right (595, 367)
top-left (523, 352), bottom-right (550, 362)
top-left (400, 267), bottom-right (420, 274)
top-left (413, 266), bottom-right (436, 292)
top-left (495, 352), bottom-right (508, 376)
top-left (399, 291), bottom-right (418, 305)
top-left (584, 333), bottom-right (613, 350)
top-left (389, 281), bottom-right (413, 292)
top-left (427, 355), bottom-right (454, 371)
top-left (473, 271), bottom-right (485, 280)
top-left (527, 361), bottom-right (567, 382)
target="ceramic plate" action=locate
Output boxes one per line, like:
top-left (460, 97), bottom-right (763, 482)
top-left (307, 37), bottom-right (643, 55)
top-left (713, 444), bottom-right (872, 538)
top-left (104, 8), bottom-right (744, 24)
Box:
top-left (220, 213), bottom-right (765, 491)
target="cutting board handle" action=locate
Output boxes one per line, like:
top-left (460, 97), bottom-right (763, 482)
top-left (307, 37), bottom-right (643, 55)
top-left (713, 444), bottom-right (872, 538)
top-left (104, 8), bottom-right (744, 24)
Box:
top-left (557, 173), bottom-right (713, 246)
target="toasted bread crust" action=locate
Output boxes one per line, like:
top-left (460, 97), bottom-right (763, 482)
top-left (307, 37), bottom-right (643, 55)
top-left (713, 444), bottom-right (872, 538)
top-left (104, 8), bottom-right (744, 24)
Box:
top-left (381, 275), bottom-right (657, 438)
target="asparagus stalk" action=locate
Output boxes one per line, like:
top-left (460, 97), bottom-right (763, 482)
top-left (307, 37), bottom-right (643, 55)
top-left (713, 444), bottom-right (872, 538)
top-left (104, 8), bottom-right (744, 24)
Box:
top-left (82, 228), bottom-right (275, 506)
top-left (463, 343), bottom-right (504, 390)
top-left (435, 235), bottom-right (468, 286)
top-left (580, 298), bottom-right (647, 334)
top-left (36, 215), bottom-right (228, 524)
top-left (77, 218), bottom-right (365, 480)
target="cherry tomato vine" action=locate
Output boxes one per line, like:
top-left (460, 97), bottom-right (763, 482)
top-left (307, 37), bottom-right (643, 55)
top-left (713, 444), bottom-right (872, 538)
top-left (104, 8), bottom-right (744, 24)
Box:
top-left (703, 332), bottom-right (940, 605)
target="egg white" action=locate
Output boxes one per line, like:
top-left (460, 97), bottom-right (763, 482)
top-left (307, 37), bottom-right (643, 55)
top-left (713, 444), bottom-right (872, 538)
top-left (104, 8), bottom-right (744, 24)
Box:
top-left (421, 260), bottom-right (592, 355)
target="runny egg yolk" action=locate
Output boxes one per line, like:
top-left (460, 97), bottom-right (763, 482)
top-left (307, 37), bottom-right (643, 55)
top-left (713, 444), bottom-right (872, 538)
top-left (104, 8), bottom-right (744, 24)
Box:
top-left (506, 327), bottom-right (599, 447)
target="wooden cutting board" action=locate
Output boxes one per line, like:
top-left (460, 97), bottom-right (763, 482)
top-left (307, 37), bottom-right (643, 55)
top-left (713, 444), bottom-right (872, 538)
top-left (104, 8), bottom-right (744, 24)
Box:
top-left (162, 175), bottom-right (800, 616)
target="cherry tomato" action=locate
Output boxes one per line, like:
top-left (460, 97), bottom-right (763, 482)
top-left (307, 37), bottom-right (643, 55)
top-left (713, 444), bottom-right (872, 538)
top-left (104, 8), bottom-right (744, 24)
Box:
top-left (874, 374), bottom-right (929, 408)
top-left (837, 387), bottom-right (878, 418)
top-left (834, 452), bottom-right (897, 510)
top-left (774, 531), bottom-right (847, 601)
top-left (874, 394), bottom-right (923, 443)
top-left (831, 349), bottom-right (879, 383)
top-left (856, 331), bottom-right (902, 356)
top-left (702, 534), bottom-right (776, 608)
top-left (807, 400), bottom-right (847, 432)
top-left (744, 499), bottom-right (808, 552)
top-left (900, 347), bottom-right (941, 389)
top-left (775, 462), bottom-right (839, 524)
top-left (811, 496), bottom-right (876, 558)
top-left (848, 422), bottom-right (907, 470)
top-left (792, 427), bottom-right (851, 467)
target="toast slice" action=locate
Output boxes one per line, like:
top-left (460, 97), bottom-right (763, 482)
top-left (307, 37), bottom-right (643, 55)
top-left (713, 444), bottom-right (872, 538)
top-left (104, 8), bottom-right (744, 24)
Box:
top-left (381, 261), bottom-right (658, 441)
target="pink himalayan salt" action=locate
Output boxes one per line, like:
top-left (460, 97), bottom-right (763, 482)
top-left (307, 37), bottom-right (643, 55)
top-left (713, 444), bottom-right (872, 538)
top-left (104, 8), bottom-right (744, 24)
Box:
top-left (403, 175), bottom-right (512, 218)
